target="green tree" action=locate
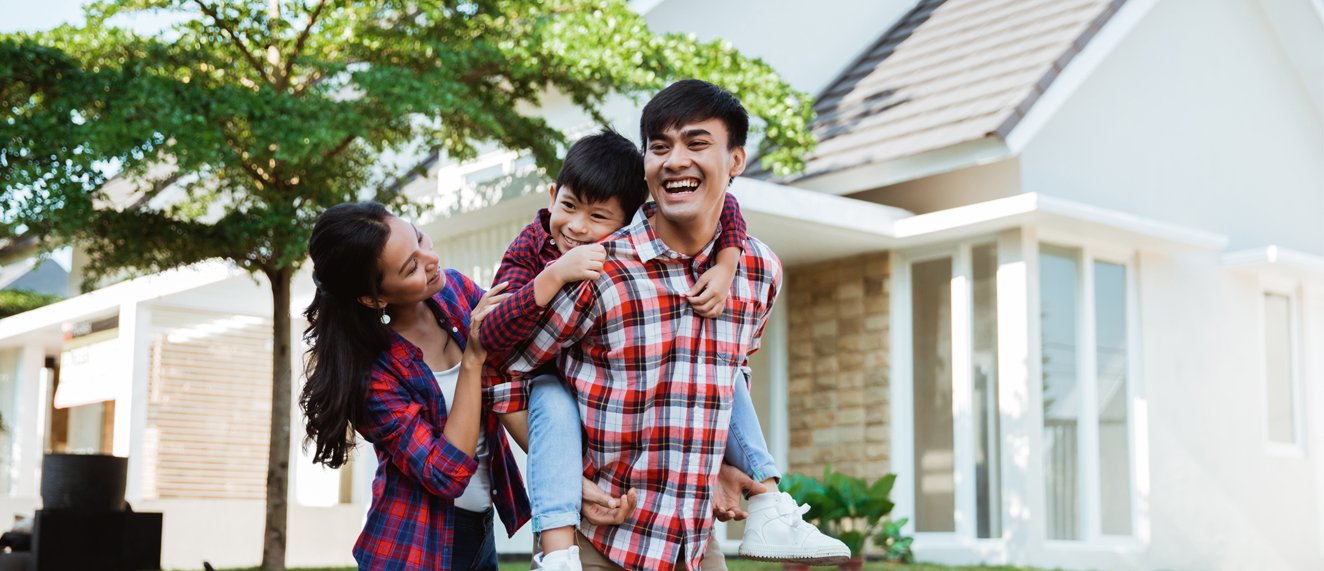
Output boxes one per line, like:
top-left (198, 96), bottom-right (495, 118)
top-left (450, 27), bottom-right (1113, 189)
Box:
top-left (1, 1), bottom-right (815, 568)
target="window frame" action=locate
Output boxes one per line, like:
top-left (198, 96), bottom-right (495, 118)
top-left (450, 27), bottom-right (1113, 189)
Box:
top-left (892, 239), bottom-right (1010, 547)
top-left (1037, 240), bottom-right (1147, 550)
top-left (1259, 278), bottom-right (1306, 458)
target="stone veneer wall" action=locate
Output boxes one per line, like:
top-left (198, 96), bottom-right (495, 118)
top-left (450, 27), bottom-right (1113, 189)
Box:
top-left (784, 252), bottom-right (891, 480)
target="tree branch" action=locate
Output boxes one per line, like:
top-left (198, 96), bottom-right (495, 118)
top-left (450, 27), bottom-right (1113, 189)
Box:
top-left (280, 0), bottom-right (331, 92)
top-left (461, 63), bottom-right (501, 84)
top-left (194, 0), bottom-right (274, 84)
top-left (322, 134), bottom-right (356, 161)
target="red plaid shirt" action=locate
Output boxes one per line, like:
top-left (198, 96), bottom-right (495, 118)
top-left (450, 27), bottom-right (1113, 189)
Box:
top-left (479, 192), bottom-right (749, 396)
top-left (354, 269), bottom-right (530, 571)
top-left (487, 205), bottom-right (781, 571)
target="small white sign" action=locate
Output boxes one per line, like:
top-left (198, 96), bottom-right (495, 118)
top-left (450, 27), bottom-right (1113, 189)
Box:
top-left (54, 328), bottom-right (126, 409)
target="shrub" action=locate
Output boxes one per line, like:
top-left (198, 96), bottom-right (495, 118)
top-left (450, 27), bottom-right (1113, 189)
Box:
top-left (779, 465), bottom-right (912, 558)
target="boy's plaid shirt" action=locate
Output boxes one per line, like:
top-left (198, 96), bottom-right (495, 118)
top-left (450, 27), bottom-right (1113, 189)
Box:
top-left (479, 192), bottom-right (749, 390)
top-left (353, 270), bottom-right (531, 571)
top-left (486, 205), bottom-right (781, 571)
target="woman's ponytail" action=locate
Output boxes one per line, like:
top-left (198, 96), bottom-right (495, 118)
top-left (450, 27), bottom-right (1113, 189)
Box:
top-left (299, 202), bottom-right (394, 468)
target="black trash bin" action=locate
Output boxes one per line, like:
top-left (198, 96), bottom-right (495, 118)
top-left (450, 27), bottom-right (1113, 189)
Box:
top-left (34, 454), bottom-right (161, 571)
top-left (40, 453), bottom-right (128, 511)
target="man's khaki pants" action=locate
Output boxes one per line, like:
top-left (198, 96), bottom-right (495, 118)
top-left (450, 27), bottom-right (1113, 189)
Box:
top-left (575, 531), bottom-right (726, 571)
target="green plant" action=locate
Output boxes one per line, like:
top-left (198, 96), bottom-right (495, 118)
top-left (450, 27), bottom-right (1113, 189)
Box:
top-left (874, 516), bottom-right (915, 563)
top-left (779, 465), bottom-right (898, 558)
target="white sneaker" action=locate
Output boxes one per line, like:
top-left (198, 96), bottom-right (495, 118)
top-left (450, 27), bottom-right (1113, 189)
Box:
top-left (737, 492), bottom-right (851, 565)
top-left (533, 546), bottom-right (582, 571)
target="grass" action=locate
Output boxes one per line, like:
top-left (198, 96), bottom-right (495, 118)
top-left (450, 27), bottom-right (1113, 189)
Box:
top-left (197, 559), bottom-right (1052, 571)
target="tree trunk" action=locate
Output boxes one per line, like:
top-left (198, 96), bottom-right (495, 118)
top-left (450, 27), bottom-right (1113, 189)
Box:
top-left (261, 265), bottom-right (293, 570)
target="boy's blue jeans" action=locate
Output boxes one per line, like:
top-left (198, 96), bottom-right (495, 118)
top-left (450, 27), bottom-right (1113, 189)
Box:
top-left (525, 372), bottom-right (782, 533)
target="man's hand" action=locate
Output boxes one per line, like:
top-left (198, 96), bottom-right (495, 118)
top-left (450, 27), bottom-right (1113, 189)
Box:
top-left (581, 476), bottom-right (638, 526)
top-left (551, 244), bottom-right (606, 284)
top-left (713, 463), bottom-right (768, 521)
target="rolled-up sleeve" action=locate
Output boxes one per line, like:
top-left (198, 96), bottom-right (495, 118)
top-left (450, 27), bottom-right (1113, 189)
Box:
top-left (484, 279), bottom-right (603, 413)
top-left (360, 366), bottom-right (478, 499)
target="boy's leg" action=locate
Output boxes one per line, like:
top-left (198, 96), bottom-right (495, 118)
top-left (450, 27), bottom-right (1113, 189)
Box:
top-left (724, 377), bottom-right (781, 489)
top-left (728, 377), bottom-right (850, 565)
top-left (527, 373), bottom-right (584, 558)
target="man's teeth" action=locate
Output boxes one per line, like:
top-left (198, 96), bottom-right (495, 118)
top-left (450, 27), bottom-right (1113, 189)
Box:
top-left (665, 180), bottom-right (699, 190)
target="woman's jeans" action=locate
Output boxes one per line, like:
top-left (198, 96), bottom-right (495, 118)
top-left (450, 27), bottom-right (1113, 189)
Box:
top-left (525, 372), bottom-right (781, 533)
top-left (451, 507), bottom-right (498, 571)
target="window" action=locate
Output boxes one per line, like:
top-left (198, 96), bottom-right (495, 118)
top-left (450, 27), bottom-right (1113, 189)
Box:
top-left (972, 244), bottom-right (1001, 539)
top-left (912, 257), bottom-right (955, 532)
top-left (1039, 245), bottom-right (1081, 540)
top-left (905, 244), bottom-right (1001, 537)
top-left (1038, 245), bottom-right (1137, 541)
top-left (1263, 291), bottom-right (1299, 448)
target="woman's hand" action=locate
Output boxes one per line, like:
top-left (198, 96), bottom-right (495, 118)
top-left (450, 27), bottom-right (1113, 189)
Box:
top-left (467, 282), bottom-right (510, 359)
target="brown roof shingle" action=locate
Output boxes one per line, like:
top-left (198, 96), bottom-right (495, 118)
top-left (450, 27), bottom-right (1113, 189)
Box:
top-left (759, 0), bottom-right (1126, 183)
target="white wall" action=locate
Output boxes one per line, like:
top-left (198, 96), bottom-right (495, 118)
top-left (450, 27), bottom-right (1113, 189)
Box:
top-left (1019, 0), bottom-right (1324, 255)
top-left (644, 0), bottom-right (918, 97)
top-left (1133, 252), bottom-right (1324, 571)
top-left (1017, 2), bottom-right (1324, 567)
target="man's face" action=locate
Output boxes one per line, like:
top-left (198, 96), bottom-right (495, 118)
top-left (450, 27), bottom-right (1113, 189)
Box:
top-left (643, 117), bottom-right (746, 226)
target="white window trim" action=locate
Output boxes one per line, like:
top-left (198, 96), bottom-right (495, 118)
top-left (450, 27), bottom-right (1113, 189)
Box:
top-left (894, 233), bottom-right (1151, 552)
top-left (1036, 240), bottom-right (1149, 549)
top-left (892, 238), bottom-right (1012, 548)
top-left (1260, 277), bottom-right (1307, 459)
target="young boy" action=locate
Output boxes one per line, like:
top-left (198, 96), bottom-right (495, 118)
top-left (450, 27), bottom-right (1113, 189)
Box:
top-left (481, 129), bottom-right (847, 571)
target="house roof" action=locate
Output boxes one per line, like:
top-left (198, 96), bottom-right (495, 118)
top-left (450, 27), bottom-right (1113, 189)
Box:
top-left (755, 0), bottom-right (1126, 184)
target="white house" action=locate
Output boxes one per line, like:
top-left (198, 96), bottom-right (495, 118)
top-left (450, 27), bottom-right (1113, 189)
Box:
top-left (0, 0), bottom-right (1321, 569)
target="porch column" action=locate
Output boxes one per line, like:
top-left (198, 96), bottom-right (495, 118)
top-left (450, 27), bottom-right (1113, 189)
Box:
top-left (13, 343), bottom-right (47, 498)
top-left (118, 301), bottom-right (153, 502)
top-left (996, 227), bottom-right (1044, 557)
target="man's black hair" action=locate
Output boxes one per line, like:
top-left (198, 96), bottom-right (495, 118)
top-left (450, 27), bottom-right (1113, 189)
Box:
top-left (555, 129), bottom-right (649, 216)
top-left (640, 79), bottom-right (749, 149)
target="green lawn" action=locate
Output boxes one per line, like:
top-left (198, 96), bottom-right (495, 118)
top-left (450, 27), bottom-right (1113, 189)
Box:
top-left (199, 560), bottom-right (1053, 571)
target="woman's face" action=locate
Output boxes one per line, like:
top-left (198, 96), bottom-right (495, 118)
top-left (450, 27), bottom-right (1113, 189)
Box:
top-left (366, 215), bottom-right (445, 308)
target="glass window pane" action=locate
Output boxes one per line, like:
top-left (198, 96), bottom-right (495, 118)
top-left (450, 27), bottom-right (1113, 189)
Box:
top-left (972, 244), bottom-right (1001, 538)
top-left (912, 257), bottom-right (955, 532)
top-left (1264, 293), bottom-right (1295, 444)
top-left (1095, 261), bottom-right (1132, 535)
top-left (1040, 244), bottom-right (1081, 540)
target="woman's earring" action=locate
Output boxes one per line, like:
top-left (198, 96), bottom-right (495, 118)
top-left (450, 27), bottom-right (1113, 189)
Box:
top-left (380, 308), bottom-right (391, 325)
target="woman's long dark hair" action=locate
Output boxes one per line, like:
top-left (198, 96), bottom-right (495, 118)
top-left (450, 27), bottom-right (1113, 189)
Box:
top-left (299, 202), bottom-right (396, 468)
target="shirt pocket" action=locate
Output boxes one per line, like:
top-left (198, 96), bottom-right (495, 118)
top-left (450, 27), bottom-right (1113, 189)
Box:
top-left (713, 297), bottom-right (756, 365)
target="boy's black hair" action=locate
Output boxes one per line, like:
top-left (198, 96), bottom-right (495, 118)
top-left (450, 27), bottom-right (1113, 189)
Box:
top-left (640, 79), bottom-right (749, 149)
top-left (556, 129), bottom-right (649, 216)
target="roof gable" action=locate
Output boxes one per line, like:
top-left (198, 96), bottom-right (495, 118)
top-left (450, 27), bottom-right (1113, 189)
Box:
top-left (762, 0), bottom-right (1126, 184)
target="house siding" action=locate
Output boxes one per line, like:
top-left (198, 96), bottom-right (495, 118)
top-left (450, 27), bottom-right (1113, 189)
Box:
top-left (785, 252), bottom-right (891, 480)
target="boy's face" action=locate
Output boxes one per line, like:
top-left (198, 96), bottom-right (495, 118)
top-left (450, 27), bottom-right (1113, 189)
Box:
top-left (643, 117), bottom-right (746, 226)
top-left (547, 184), bottom-right (630, 254)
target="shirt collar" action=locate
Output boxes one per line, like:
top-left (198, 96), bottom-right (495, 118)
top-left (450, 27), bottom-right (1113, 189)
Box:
top-left (627, 203), bottom-right (721, 268)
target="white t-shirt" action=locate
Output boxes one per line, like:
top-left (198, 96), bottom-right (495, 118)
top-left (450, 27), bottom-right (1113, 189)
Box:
top-left (433, 363), bottom-right (492, 512)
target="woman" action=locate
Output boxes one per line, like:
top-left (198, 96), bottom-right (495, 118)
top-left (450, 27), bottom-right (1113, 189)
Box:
top-left (299, 202), bottom-right (530, 571)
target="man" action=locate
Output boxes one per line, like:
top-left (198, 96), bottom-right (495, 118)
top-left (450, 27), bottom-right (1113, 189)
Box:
top-left (488, 80), bottom-right (843, 571)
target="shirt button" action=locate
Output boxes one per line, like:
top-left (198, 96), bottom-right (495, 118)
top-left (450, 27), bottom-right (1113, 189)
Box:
top-left (452, 327), bottom-right (459, 332)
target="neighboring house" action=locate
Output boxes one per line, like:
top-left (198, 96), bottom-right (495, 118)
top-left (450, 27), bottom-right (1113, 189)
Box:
top-left (0, 0), bottom-right (1320, 569)
top-left (0, 260), bottom-right (70, 299)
